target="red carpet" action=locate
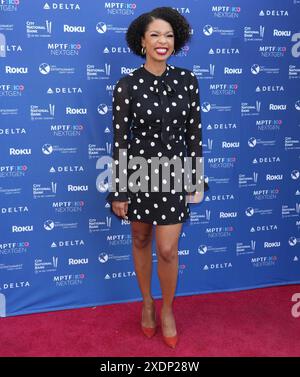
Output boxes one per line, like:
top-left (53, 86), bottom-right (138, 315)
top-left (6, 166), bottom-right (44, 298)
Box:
top-left (1, 284), bottom-right (299, 357)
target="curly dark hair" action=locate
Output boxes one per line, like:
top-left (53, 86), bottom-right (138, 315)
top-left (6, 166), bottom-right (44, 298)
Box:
top-left (126, 7), bottom-right (192, 58)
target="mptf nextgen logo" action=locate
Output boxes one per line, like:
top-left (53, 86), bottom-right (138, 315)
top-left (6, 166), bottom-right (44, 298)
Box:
top-left (104, 2), bottom-right (137, 16)
top-left (0, 0), bottom-right (20, 12)
top-left (0, 84), bottom-right (24, 96)
top-left (211, 5), bottom-right (241, 18)
top-left (48, 42), bottom-right (81, 55)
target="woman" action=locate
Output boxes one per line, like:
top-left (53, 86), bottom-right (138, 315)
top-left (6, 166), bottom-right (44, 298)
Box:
top-left (106, 7), bottom-right (209, 348)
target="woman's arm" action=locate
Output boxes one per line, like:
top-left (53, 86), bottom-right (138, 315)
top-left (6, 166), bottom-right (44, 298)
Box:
top-left (106, 77), bottom-right (132, 204)
top-left (184, 71), bottom-right (209, 198)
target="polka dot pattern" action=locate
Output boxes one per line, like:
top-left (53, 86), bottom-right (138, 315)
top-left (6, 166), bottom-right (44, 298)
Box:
top-left (106, 64), bottom-right (204, 225)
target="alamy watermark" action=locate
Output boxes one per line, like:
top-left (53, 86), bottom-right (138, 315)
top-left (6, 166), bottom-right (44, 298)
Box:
top-left (96, 149), bottom-right (205, 196)
top-left (291, 293), bottom-right (300, 318)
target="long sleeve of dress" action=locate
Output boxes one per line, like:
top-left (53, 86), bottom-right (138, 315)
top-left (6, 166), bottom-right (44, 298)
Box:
top-left (185, 72), bottom-right (209, 193)
top-left (105, 77), bottom-right (132, 203)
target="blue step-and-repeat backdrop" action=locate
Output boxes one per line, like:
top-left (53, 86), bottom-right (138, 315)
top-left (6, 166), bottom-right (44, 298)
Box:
top-left (0, 0), bottom-right (300, 317)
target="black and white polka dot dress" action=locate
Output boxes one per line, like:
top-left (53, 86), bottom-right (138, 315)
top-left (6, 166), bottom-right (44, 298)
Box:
top-left (106, 63), bottom-right (209, 225)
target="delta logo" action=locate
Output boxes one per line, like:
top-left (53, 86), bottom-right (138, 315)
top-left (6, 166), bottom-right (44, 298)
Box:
top-left (43, 2), bottom-right (80, 10)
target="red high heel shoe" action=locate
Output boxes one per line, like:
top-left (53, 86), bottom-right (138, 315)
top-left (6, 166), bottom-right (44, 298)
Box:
top-left (162, 334), bottom-right (178, 349)
top-left (161, 313), bottom-right (178, 348)
top-left (141, 303), bottom-right (157, 338)
top-left (141, 325), bottom-right (157, 338)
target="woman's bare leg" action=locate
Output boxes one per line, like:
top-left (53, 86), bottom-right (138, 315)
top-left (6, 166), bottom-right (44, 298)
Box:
top-left (155, 223), bottom-right (183, 336)
top-left (131, 221), bottom-right (155, 327)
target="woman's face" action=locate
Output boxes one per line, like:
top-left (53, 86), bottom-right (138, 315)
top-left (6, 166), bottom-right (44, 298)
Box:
top-left (141, 18), bottom-right (175, 62)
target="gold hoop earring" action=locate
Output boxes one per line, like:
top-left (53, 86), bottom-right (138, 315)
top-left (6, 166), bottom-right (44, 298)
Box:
top-left (141, 47), bottom-right (146, 55)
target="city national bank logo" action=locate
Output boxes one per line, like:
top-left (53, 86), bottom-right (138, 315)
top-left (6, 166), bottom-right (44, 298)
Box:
top-left (31, 104), bottom-right (55, 121)
top-left (89, 217), bottom-right (112, 232)
top-left (43, 2), bottom-right (80, 10)
top-left (241, 101), bottom-right (261, 116)
top-left (192, 64), bottom-right (215, 79)
top-left (104, 271), bottom-right (136, 280)
top-left (39, 62), bottom-right (75, 75)
top-left (244, 26), bottom-right (265, 42)
top-left (104, 2), bottom-right (137, 16)
top-left (89, 143), bottom-right (110, 159)
top-left (34, 257), bottom-right (58, 274)
top-left (33, 182), bottom-right (57, 199)
top-left (236, 240), bottom-right (256, 256)
top-left (0, 84), bottom-right (24, 96)
top-left (211, 6), bottom-right (241, 18)
top-left (26, 20), bottom-right (52, 38)
top-left (282, 203), bottom-right (300, 218)
top-left (87, 63), bottom-right (111, 80)
top-left (0, 0), bottom-right (20, 12)
top-left (53, 274), bottom-right (85, 287)
top-left (239, 172), bottom-right (258, 187)
top-left (48, 43), bottom-right (81, 56)
top-left (0, 33), bottom-right (22, 58)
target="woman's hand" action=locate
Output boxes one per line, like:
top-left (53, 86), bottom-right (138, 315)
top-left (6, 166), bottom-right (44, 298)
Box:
top-left (111, 201), bottom-right (129, 219)
top-left (186, 191), bottom-right (204, 204)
